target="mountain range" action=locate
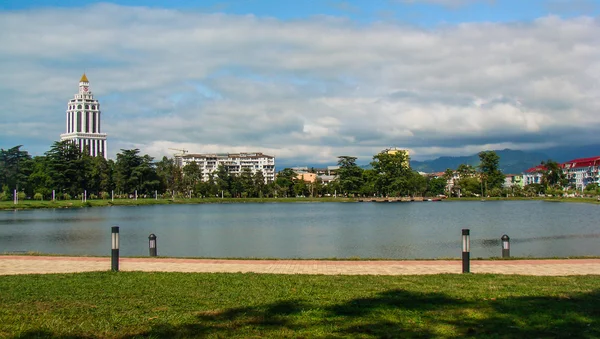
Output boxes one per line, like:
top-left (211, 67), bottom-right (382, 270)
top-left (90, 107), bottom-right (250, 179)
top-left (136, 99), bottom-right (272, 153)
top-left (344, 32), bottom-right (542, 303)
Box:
top-left (278, 144), bottom-right (600, 174)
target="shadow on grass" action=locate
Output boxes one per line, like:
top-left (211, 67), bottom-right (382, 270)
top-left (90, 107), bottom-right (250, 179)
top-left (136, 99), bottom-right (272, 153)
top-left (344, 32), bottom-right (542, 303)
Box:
top-left (13, 290), bottom-right (600, 338)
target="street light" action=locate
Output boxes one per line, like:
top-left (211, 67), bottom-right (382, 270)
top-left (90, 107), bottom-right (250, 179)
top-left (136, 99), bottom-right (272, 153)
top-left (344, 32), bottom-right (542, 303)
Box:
top-left (462, 229), bottom-right (470, 273)
top-left (148, 233), bottom-right (157, 257)
top-left (501, 234), bottom-right (510, 258)
top-left (111, 226), bottom-right (119, 272)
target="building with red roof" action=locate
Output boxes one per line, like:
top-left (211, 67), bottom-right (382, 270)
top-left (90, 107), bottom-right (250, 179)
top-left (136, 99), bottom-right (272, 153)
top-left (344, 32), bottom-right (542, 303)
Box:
top-left (522, 156), bottom-right (600, 191)
top-left (562, 156), bottom-right (600, 190)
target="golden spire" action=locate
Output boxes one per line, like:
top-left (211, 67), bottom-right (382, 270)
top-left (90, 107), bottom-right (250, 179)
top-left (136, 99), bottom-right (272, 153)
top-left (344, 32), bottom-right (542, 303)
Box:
top-left (80, 73), bottom-right (89, 83)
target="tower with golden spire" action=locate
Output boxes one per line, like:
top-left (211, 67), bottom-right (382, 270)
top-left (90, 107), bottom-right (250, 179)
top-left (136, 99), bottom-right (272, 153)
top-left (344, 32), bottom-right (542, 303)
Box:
top-left (60, 73), bottom-right (108, 158)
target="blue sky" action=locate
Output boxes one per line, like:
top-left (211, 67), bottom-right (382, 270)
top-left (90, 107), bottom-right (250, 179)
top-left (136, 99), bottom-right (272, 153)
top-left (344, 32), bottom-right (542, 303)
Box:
top-left (3, 0), bottom-right (598, 26)
top-left (1, 0), bottom-right (599, 164)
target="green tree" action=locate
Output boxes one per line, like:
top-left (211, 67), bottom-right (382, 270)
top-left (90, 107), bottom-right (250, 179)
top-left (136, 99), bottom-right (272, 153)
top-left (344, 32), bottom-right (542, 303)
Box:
top-left (0, 145), bottom-right (33, 197)
top-left (239, 168), bottom-right (255, 197)
top-left (371, 151), bottom-right (411, 196)
top-left (540, 160), bottom-right (567, 189)
top-left (253, 170), bottom-right (266, 198)
top-left (478, 151), bottom-right (505, 191)
top-left (114, 149), bottom-right (160, 195)
top-left (45, 141), bottom-right (84, 197)
top-left (336, 156), bottom-right (364, 196)
top-left (182, 161), bottom-right (202, 195)
top-left (427, 176), bottom-right (447, 196)
top-left (214, 165), bottom-right (231, 196)
top-left (275, 168), bottom-right (296, 197)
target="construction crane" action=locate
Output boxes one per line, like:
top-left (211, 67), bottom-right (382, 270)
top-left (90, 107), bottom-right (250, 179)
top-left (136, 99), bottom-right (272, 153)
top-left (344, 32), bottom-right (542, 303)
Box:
top-left (168, 148), bottom-right (188, 167)
top-left (168, 148), bottom-right (188, 156)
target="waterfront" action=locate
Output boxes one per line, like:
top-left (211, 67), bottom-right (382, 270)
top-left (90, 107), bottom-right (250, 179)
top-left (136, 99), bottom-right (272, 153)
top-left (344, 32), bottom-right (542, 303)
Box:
top-left (1, 201), bottom-right (599, 259)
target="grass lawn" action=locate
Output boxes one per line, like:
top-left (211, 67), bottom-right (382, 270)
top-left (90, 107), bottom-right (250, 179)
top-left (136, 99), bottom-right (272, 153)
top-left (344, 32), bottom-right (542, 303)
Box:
top-left (0, 197), bottom-right (356, 210)
top-left (0, 272), bottom-right (598, 338)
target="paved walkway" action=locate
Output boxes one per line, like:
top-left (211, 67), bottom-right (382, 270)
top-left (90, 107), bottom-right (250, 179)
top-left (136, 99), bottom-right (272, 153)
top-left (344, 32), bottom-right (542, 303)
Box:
top-left (1, 256), bottom-right (600, 276)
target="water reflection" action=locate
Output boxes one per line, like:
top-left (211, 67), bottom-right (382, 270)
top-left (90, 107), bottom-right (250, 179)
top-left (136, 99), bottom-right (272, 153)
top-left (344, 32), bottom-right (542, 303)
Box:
top-left (0, 201), bottom-right (599, 258)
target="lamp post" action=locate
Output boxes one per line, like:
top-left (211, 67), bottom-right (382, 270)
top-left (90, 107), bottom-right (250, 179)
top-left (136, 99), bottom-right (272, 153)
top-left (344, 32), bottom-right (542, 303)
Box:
top-left (148, 233), bottom-right (157, 257)
top-left (111, 226), bottom-right (119, 272)
top-left (501, 234), bottom-right (510, 258)
top-left (462, 229), bottom-right (470, 273)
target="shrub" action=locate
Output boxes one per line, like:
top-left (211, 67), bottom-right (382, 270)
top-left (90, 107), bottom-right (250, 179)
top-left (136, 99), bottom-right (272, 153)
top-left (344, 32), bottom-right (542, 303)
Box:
top-left (17, 192), bottom-right (26, 200)
top-left (101, 192), bottom-right (109, 200)
top-left (63, 193), bottom-right (71, 200)
top-left (34, 193), bottom-right (43, 201)
top-left (89, 194), bottom-right (98, 200)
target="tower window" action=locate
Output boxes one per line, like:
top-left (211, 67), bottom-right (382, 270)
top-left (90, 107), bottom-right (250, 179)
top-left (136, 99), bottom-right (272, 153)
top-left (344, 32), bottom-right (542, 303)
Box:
top-left (85, 105), bottom-right (89, 109)
top-left (77, 104), bottom-right (82, 109)
top-left (92, 105), bottom-right (96, 110)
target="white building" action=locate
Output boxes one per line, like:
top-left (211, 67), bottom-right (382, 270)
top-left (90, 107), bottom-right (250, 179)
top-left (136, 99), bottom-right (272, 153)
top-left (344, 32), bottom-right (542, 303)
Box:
top-left (562, 157), bottom-right (600, 191)
top-left (178, 152), bottom-right (275, 183)
top-left (60, 74), bottom-right (108, 158)
top-left (523, 165), bottom-right (544, 186)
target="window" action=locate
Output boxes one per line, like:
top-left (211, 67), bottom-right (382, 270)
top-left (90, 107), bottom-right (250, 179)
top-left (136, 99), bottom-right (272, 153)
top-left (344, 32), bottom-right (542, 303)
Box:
top-left (77, 104), bottom-right (82, 109)
top-left (85, 105), bottom-right (89, 109)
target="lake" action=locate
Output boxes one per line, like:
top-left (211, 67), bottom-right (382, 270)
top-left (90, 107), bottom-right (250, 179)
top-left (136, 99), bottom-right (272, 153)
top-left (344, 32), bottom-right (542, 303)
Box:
top-left (1, 200), bottom-right (599, 259)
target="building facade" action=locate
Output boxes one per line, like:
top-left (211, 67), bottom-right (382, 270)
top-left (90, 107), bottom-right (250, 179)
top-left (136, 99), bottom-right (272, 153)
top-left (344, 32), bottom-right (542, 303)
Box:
top-left (178, 152), bottom-right (275, 183)
top-left (562, 157), bottom-right (600, 191)
top-left (60, 74), bottom-right (108, 158)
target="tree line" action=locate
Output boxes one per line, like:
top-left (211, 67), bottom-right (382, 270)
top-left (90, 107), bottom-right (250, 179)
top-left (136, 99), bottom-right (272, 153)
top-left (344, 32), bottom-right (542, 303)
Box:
top-left (2, 141), bottom-right (593, 201)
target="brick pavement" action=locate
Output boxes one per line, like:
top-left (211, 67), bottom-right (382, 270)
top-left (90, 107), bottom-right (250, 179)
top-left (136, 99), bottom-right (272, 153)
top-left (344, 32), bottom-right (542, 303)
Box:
top-left (1, 256), bottom-right (600, 276)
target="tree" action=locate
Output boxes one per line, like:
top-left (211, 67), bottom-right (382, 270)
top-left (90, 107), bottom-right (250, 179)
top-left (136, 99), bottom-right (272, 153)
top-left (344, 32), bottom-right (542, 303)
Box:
top-left (371, 151), bottom-right (411, 196)
top-left (253, 170), bottom-right (266, 197)
top-left (336, 156), bottom-right (364, 196)
top-left (275, 168), bottom-right (296, 197)
top-left (0, 145), bottom-right (33, 196)
top-left (478, 151), bottom-right (505, 191)
top-left (182, 161), bottom-right (202, 195)
top-left (239, 168), bottom-right (255, 197)
top-left (45, 141), bottom-right (84, 197)
top-left (427, 176), bottom-right (447, 196)
top-left (540, 160), bottom-right (567, 189)
top-left (114, 149), bottom-right (160, 195)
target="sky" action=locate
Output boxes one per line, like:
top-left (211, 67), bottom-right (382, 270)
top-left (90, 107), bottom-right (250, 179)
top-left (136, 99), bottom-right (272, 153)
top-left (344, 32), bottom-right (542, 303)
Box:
top-left (1, 0), bottom-right (599, 166)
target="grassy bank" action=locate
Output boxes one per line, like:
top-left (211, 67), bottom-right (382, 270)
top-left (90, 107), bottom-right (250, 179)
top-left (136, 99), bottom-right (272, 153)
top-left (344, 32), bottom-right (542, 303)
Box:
top-left (0, 197), bottom-right (356, 210)
top-left (2, 196), bottom-right (599, 210)
top-left (0, 272), bottom-right (598, 338)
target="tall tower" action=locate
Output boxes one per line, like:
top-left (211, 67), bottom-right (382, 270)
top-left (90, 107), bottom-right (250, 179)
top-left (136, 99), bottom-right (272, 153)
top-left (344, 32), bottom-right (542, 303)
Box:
top-left (60, 74), bottom-right (108, 158)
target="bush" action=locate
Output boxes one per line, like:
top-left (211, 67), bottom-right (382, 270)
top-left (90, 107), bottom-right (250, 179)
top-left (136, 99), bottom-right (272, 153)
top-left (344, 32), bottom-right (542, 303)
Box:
top-left (89, 194), bottom-right (98, 200)
top-left (17, 192), bottom-right (26, 200)
top-left (63, 193), bottom-right (71, 200)
top-left (34, 193), bottom-right (43, 201)
top-left (101, 192), bottom-right (109, 200)
top-left (0, 192), bottom-right (8, 201)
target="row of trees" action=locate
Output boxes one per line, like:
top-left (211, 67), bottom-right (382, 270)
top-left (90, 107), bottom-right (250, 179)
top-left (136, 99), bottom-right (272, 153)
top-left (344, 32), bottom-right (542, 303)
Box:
top-left (333, 150), bottom-right (505, 197)
top-left (3, 141), bottom-right (592, 201)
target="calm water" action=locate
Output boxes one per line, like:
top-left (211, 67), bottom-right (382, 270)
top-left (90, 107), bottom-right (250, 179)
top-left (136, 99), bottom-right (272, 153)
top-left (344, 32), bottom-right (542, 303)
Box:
top-left (0, 201), bottom-right (599, 259)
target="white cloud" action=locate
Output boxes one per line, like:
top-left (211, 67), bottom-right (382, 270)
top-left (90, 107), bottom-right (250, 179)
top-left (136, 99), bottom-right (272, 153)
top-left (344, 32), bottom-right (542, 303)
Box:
top-left (0, 4), bottom-right (599, 165)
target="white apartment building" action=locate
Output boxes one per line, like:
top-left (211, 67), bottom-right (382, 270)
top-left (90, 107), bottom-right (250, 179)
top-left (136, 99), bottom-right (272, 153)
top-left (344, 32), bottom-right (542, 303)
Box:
top-left (523, 165), bottom-right (544, 186)
top-left (178, 152), bottom-right (275, 183)
top-left (562, 157), bottom-right (600, 191)
top-left (60, 74), bottom-right (108, 158)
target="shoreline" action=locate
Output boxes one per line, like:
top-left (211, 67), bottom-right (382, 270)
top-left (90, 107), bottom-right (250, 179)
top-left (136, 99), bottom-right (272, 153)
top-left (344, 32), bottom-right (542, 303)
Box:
top-left (2, 252), bottom-right (600, 261)
top-left (1, 196), bottom-right (599, 210)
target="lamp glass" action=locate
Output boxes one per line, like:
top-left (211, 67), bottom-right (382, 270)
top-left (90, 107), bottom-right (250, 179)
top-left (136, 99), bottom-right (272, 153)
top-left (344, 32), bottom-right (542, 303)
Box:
top-left (462, 235), bottom-right (470, 252)
top-left (112, 233), bottom-right (119, 250)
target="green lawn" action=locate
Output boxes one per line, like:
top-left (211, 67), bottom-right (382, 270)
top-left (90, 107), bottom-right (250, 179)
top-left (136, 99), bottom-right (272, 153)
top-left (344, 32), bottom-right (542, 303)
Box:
top-left (0, 197), bottom-right (356, 210)
top-left (2, 196), bottom-right (600, 210)
top-left (1, 272), bottom-right (598, 338)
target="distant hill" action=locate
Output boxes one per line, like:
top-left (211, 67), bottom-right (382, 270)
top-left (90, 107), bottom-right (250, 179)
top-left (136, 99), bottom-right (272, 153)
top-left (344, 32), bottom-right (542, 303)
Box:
top-left (278, 144), bottom-right (600, 174)
top-left (410, 149), bottom-right (549, 174)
